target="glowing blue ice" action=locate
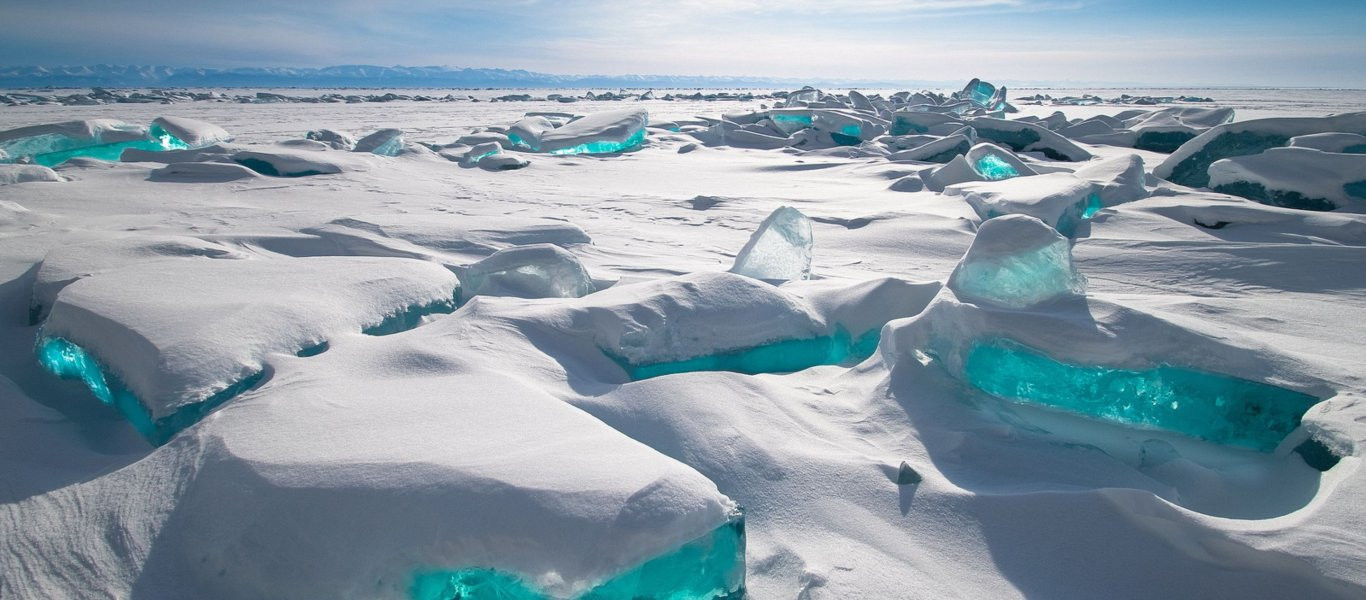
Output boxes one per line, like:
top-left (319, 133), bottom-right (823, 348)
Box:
top-left (730, 206), bottom-right (813, 282)
top-left (412, 509), bottom-right (745, 600)
top-left (964, 338), bottom-right (1320, 452)
top-left (548, 128), bottom-right (645, 155)
top-left (612, 327), bottom-right (879, 380)
top-left (973, 154), bottom-right (1020, 181)
top-left (949, 215), bottom-right (1086, 309)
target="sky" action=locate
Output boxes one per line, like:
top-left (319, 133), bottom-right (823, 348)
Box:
top-left (1, 0), bottom-right (1363, 87)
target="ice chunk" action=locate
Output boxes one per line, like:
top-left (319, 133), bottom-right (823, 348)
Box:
top-left (39, 256), bottom-right (459, 443)
top-left (1127, 113), bottom-right (1199, 153)
top-left (0, 119), bottom-right (154, 166)
top-left (1208, 147), bottom-right (1366, 210)
top-left (0, 164), bottom-right (63, 184)
top-left (460, 142), bottom-right (503, 167)
top-left (946, 173), bottom-right (1102, 235)
top-left (959, 78), bottom-right (1007, 110)
top-left (964, 338), bottom-right (1320, 452)
top-left (1073, 154), bottom-right (1148, 207)
top-left (151, 116), bottom-right (231, 148)
top-left (965, 143), bottom-right (1036, 181)
top-left (730, 206), bottom-right (813, 282)
top-left (889, 111), bottom-right (963, 136)
top-left (232, 149), bottom-right (349, 177)
top-left (507, 116), bottom-right (556, 150)
top-left (458, 244), bottom-right (595, 301)
top-left (1155, 111), bottom-right (1366, 188)
top-left (948, 214), bottom-right (1086, 309)
top-left (765, 109), bottom-right (814, 135)
top-left (354, 128), bottom-right (405, 156)
top-left (538, 109), bottom-right (648, 155)
top-left (921, 155), bottom-right (985, 192)
top-left (305, 128), bottom-right (356, 150)
top-left (479, 153), bottom-right (530, 171)
top-left (968, 117), bottom-right (1092, 162)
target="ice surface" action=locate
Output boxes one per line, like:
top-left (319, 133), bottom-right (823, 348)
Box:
top-left (1209, 147), bottom-right (1366, 210)
top-left (948, 214), bottom-right (1086, 309)
top-left (354, 128), bottom-right (406, 156)
top-left (730, 206), bottom-right (813, 281)
top-left (458, 244), bottom-right (595, 301)
top-left (40, 257), bottom-right (459, 433)
top-left (964, 338), bottom-right (1320, 452)
top-left (538, 109), bottom-right (648, 155)
top-left (947, 173), bottom-right (1102, 235)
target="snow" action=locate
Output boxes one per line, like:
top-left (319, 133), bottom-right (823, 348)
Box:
top-left (2, 87), bottom-right (1366, 600)
top-left (1208, 147), bottom-right (1366, 210)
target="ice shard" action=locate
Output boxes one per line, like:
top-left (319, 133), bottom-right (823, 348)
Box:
top-left (730, 206), bottom-right (813, 282)
top-left (948, 214), bottom-right (1086, 309)
top-left (965, 143), bottom-right (1035, 181)
top-left (354, 128), bottom-right (405, 156)
top-left (458, 244), bottom-right (595, 301)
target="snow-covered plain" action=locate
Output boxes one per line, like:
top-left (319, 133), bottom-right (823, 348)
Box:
top-left (1, 86), bottom-right (1365, 599)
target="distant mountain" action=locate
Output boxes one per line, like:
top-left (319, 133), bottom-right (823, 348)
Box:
top-left (0, 64), bottom-right (935, 89)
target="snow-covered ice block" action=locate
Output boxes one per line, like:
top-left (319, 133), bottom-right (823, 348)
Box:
top-left (965, 143), bottom-right (1036, 181)
top-left (301, 214), bottom-right (592, 261)
top-left (148, 161), bottom-right (261, 183)
top-left (888, 135), bottom-right (971, 164)
top-left (39, 256), bottom-right (459, 444)
top-left (889, 111), bottom-right (963, 136)
top-left (232, 149), bottom-right (351, 177)
top-left (921, 154), bottom-right (985, 192)
top-left (946, 173), bottom-right (1102, 235)
top-left (1073, 154), bottom-right (1148, 207)
top-left (478, 153), bottom-right (530, 171)
top-left (1208, 147), bottom-right (1366, 211)
top-left (969, 117), bottom-right (1092, 162)
top-left (538, 109), bottom-right (648, 155)
top-left (1126, 112), bottom-right (1199, 153)
top-left (959, 78), bottom-right (1007, 110)
top-left (730, 206), bottom-right (813, 282)
top-left (948, 214), bottom-right (1086, 309)
top-left (764, 108), bottom-right (814, 136)
top-left (0, 119), bottom-right (162, 166)
top-left (457, 244), bottom-right (595, 301)
top-left (1288, 132), bottom-right (1366, 154)
top-left (1155, 111), bottom-right (1366, 188)
top-left (354, 128), bottom-right (405, 156)
top-left (507, 116), bottom-right (555, 150)
top-left (460, 142), bottom-right (503, 167)
top-left (30, 234), bottom-right (249, 322)
top-left (120, 143), bottom-right (238, 164)
top-left (0, 164), bottom-right (63, 185)
top-left (150, 116), bottom-right (232, 148)
top-left (305, 128), bottom-right (357, 150)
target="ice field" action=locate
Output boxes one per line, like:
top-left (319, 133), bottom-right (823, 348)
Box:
top-left (1, 84), bottom-right (1366, 599)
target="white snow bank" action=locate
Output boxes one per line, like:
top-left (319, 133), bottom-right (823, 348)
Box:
top-left (1208, 147), bottom-right (1366, 210)
top-left (1073, 154), bottom-right (1148, 207)
top-left (151, 116), bottom-right (232, 148)
top-left (231, 148), bottom-right (360, 177)
top-left (148, 161), bottom-right (261, 183)
top-left (0, 164), bottom-right (63, 184)
top-left (42, 256), bottom-right (459, 421)
top-left (945, 172), bottom-right (1100, 234)
top-left (296, 214), bottom-right (591, 262)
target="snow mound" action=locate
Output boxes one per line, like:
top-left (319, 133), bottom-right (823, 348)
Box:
top-left (0, 164), bottom-right (63, 184)
top-left (946, 172), bottom-right (1102, 235)
top-left (149, 161), bottom-right (261, 183)
top-left (232, 149), bottom-right (357, 177)
top-left (1073, 154), bottom-right (1148, 207)
top-left (1155, 111), bottom-right (1366, 188)
top-left (40, 256), bottom-right (459, 442)
top-left (151, 116), bottom-right (232, 148)
top-left (305, 128), bottom-right (357, 150)
top-left (297, 214), bottom-right (591, 261)
top-left (1208, 147), bottom-right (1366, 211)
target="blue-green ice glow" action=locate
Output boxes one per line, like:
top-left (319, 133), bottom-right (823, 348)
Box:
top-left (547, 129), bottom-right (646, 155)
top-left (1080, 194), bottom-right (1104, 219)
top-left (973, 154), bottom-right (1020, 180)
top-left (36, 337), bottom-right (262, 446)
top-left (963, 339), bottom-right (1320, 452)
top-left (412, 510), bottom-right (745, 600)
top-left (611, 327), bottom-right (880, 381)
top-left (362, 295), bottom-right (460, 336)
top-left (9, 124), bottom-right (190, 167)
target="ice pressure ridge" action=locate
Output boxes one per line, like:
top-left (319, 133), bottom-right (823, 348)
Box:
top-left (412, 508), bottom-right (745, 600)
top-left (963, 338), bottom-right (1320, 452)
top-left (0, 117), bottom-right (231, 166)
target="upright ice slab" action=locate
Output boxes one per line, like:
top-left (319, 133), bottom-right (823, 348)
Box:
top-left (354, 128), bottom-right (406, 156)
top-left (538, 109), bottom-right (648, 155)
top-left (948, 214), bottom-right (1086, 309)
top-left (965, 143), bottom-right (1036, 181)
top-left (458, 244), bottom-right (595, 301)
top-left (730, 206), bottom-right (814, 282)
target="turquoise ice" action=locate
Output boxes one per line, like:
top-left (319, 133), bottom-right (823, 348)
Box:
top-left (964, 338), bottom-right (1320, 452)
top-left (730, 206), bottom-right (813, 282)
top-left (949, 215), bottom-right (1086, 309)
top-left (611, 327), bottom-right (880, 380)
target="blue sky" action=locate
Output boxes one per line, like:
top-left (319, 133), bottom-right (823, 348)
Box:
top-left (1, 0), bottom-right (1363, 86)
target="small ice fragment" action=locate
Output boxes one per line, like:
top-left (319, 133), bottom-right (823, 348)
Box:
top-left (458, 244), bottom-right (595, 301)
top-left (354, 128), bottom-right (405, 156)
top-left (730, 206), bottom-right (813, 282)
top-left (949, 214), bottom-right (1086, 309)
